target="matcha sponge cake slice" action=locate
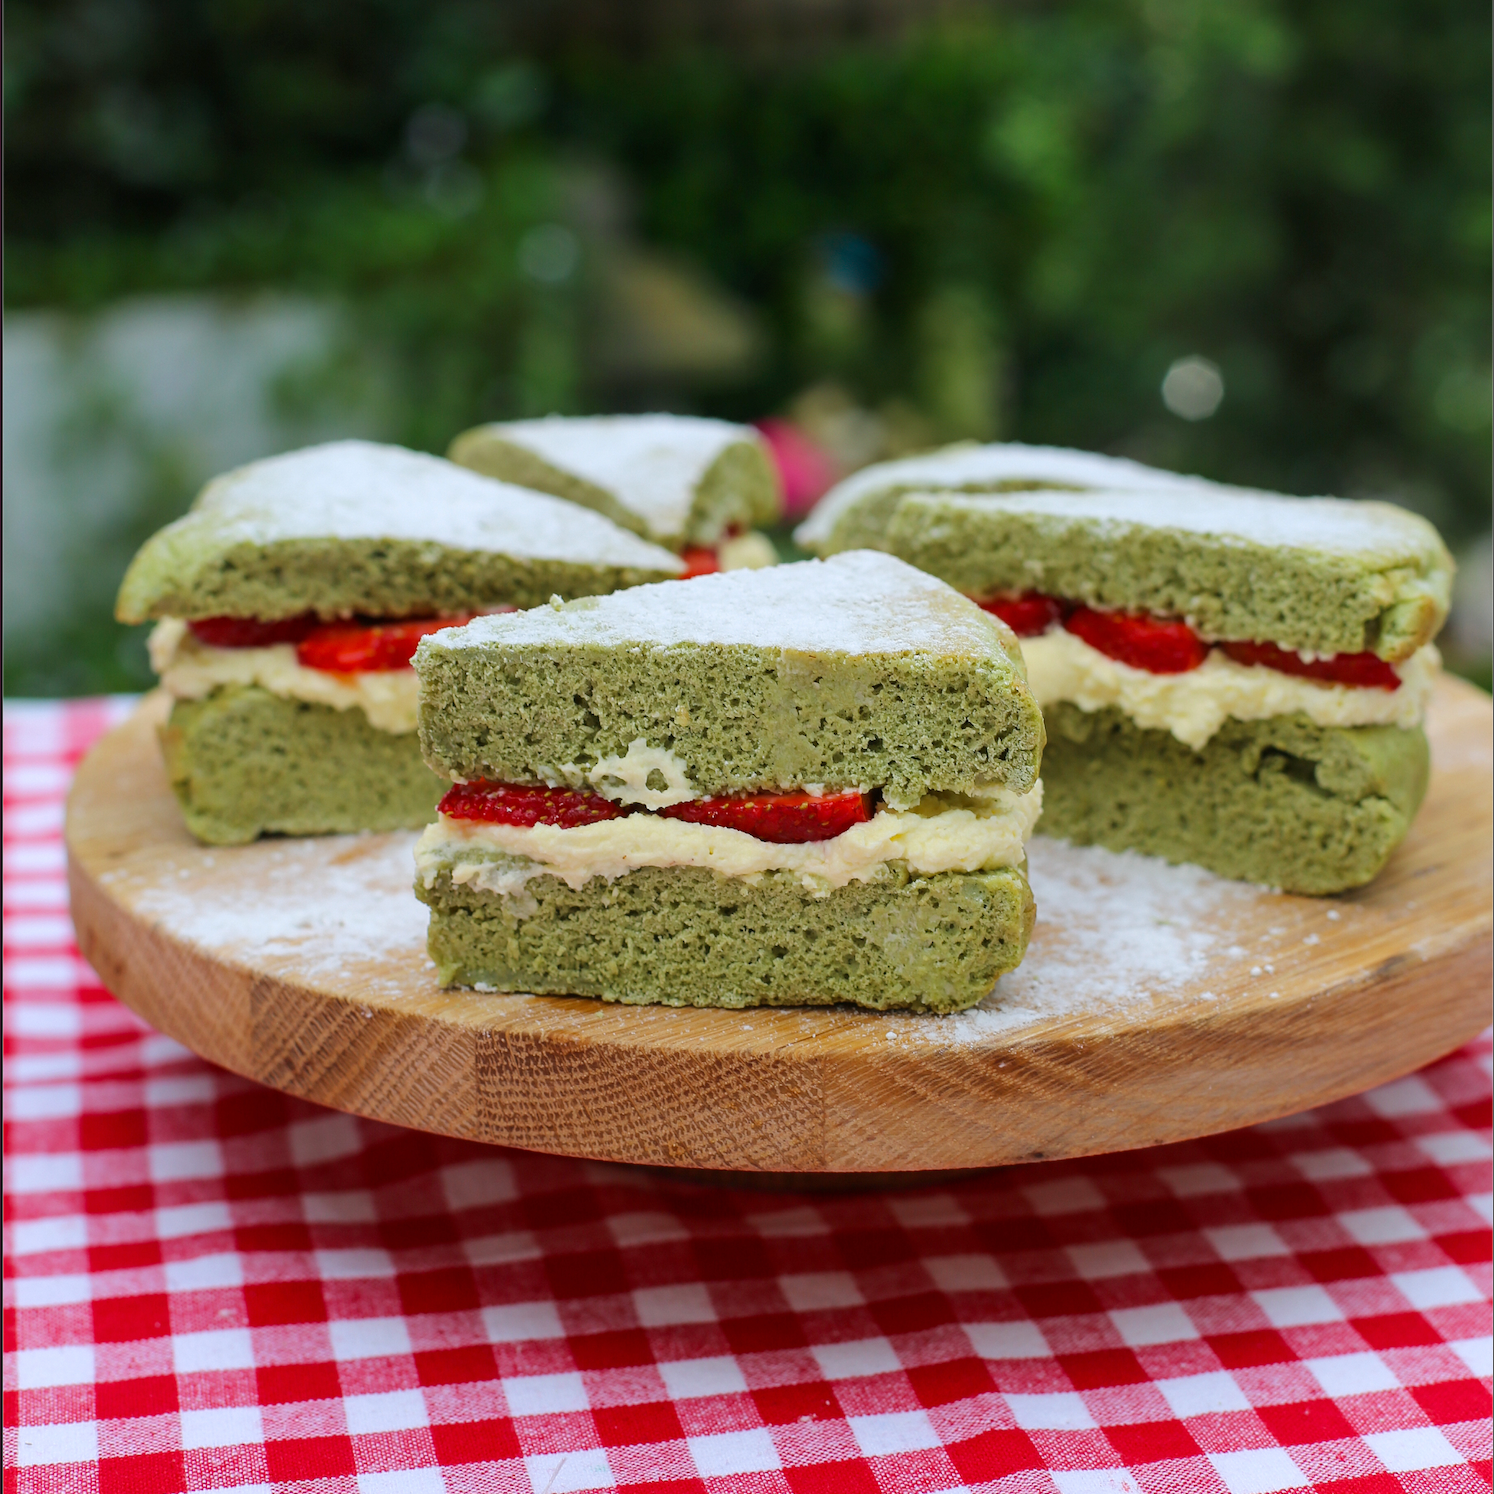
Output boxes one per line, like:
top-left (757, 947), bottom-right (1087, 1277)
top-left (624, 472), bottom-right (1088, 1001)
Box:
top-left (885, 486), bottom-right (1451, 893)
top-left (118, 440), bottom-right (682, 844)
top-left (119, 438), bottom-right (682, 624)
top-left (886, 487), bottom-right (1450, 661)
top-left (416, 550), bottom-right (1044, 809)
top-left (449, 413), bottom-right (782, 566)
top-left (795, 440), bottom-right (1213, 558)
top-left (413, 551), bottom-right (1045, 1012)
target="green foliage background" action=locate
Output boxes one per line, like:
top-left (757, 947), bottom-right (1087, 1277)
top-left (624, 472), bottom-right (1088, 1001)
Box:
top-left (5, 0), bottom-right (1489, 694)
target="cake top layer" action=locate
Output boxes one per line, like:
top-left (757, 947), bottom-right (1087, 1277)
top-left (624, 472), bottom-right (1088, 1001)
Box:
top-left (886, 487), bottom-right (1452, 660)
top-left (912, 487), bottom-right (1447, 560)
top-left (795, 440), bottom-right (1210, 551)
top-left (473, 415), bottom-right (759, 539)
top-left (183, 440), bottom-right (682, 565)
top-left (416, 550), bottom-right (1042, 805)
top-left (433, 550), bottom-right (1006, 658)
top-left (117, 441), bottom-right (682, 623)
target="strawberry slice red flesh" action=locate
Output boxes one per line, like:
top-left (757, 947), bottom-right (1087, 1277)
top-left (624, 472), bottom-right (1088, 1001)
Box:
top-left (191, 610), bottom-right (509, 669)
top-left (189, 614), bottom-right (319, 649)
top-left (678, 547), bottom-right (721, 579)
top-left (660, 790), bottom-right (872, 844)
top-left (439, 783), bottom-right (872, 841)
top-left (1064, 605), bottom-right (1208, 674)
top-left (439, 782), bottom-right (633, 828)
top-left (975, 592), bottom-right (1065, 637)
top-left (1221, 639), bottom-right (1400, 689)
top-left (296, 614), bottom-right (483, 672)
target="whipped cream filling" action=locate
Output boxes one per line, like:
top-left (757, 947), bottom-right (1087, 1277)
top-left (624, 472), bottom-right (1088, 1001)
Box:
top-left (148, 618), bottom-right (419, 734)
top-left (717, 531), bottom-right (779, 570)
top-left (535, 738), bottom-right (698, 808)
top-left (1022, 626), bottom-right (1438, 750)
top-left (415, 781), bottom-right (1042, 914)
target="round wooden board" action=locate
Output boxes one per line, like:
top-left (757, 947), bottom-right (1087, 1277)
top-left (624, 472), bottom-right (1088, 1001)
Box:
top-left (67, 682), bottom-right (1491, 1178)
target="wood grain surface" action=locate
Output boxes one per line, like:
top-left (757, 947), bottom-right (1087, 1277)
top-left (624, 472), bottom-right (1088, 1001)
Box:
top-left (67, 681), bottom-right (1492, 1177)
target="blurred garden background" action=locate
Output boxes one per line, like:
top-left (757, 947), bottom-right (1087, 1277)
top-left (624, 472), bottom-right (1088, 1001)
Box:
top-left (5, 0), bottom-right (1490, 696)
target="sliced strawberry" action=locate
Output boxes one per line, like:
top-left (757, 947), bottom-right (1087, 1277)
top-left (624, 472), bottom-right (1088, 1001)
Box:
top-left (975, 592), bottom-right (1065, 638)
top-left (439, 782), bottom-right (633, 828)
top-left (1064, 606), bottom-right (1208, 674)
top-left (297, 614), bottom-right (481, 672)
top-left (678, 547), bottom-right (721, 579)
top-left (1222, 639), bottom-right (1400, 689)
top-left (189, 614), bottom-right (319, 649)
top-left (660, 790), bottom-right (872, 844)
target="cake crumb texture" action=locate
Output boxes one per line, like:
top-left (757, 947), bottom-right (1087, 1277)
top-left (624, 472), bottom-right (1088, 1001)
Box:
top-left (1037, 704), bottom-right (1429, 893)
top-left (161, 685), bottom-right (447, 844)
top-left (416, 553), bottom-right (1045, 807)
top-left (417, 861), bottom-right (1035, 1012)
top-left (450, 414), bottom-right (782, 547)
top-left (886, 488), bottom-right (1451, 660)
top-left (116, 439), bottom-right (682, 623)
top-left (794, 440), bottom-right (1210, 554)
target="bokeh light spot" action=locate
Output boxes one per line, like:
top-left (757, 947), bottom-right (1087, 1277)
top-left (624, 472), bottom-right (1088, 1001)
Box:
top-left (1162, 356), bottom-right (1225, 420)
top-left (518, 224), bottom-right (580, 284)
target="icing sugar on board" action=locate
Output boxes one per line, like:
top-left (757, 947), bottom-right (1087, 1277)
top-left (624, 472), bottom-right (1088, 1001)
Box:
top-left (67, 684), bottom-right (1491, 1174)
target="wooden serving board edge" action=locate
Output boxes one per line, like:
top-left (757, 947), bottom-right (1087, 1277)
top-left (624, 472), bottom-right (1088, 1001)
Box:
top-left (65, 682), bottom-right (1493, 1176)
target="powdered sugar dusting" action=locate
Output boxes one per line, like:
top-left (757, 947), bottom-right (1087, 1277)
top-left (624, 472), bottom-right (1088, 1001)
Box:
top-left (963, 837), bottom-right (1258, 1032)
top-left (125, 831), bottom-right (432, 997)
top-left (179, 440), bottom-right (682, 570)
top-left (120, 825), bottom-right (1261, 1034)
top-left (492, 415), bottom-right (757, 541)
top-left (431, 551), bottom-right (1006, 657)
top-left (796, 440), bottom-right (1212, 547)
top-left (913, 487), bottom-right (1444, 561)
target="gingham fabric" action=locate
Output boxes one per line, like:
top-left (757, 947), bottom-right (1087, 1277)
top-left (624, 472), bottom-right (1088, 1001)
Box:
top-left (5, 698), bottom-right (1491, 1494)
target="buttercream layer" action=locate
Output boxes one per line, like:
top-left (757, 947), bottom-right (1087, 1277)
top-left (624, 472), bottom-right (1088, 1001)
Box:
top-left (150, 619), bottom-right (419, 734)
top-left (1021, 627), bottom-right (1437, 750)
top-left (416, 782), bottom-right (1043, 911)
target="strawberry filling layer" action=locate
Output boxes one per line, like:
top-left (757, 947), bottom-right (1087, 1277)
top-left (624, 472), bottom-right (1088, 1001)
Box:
top-left (1064, 605), bottom-right (1209, 675)
top-left (979, 592), bottom-right (1064, 638)
top-left (660, 790), bottom-right (873, 843)
top-left (187, 615), bottom-right (318, 649)
top-left (188, 611), bottom-right (509, 671)
top-left (439, 783), bottom-right (633, 829)
top-left (1217, 639), bottom-right (1400, 690)
top-left (675, 524), bottom-right (762, 580)
top-left (438, 783), bottom-right (873, 844)
top-left (975, 593), bottom-right (1399, 689)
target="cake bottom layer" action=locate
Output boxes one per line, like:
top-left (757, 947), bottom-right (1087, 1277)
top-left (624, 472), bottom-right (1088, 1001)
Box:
top-left (418, 862), bottom-right (1035, 1012)
top-left (1039, 704), bottom-right (1429, 894)
top-left (160, 685), bottom-right (446, 844)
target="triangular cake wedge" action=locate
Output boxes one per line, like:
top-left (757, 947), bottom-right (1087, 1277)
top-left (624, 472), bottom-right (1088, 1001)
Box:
top-left (119, 439), bottom-right (682, 623)
top-left (417, 550), bottom-right (1043, 807)
top-left (888, 487), bottom-right (1451, 661)
top-left (795, 440), bottom-right (1217, 557)
top-left (886, 486), bottom-right (1452, 894)
top-left (116, 441), bottom-right (682, 844)
top-left (412, 551), bottom-right (1046, 1012)
top-left (448, 414), bottom-right (782, 560)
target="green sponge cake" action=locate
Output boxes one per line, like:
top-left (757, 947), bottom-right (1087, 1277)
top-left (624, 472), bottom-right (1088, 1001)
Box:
top-left (795, 440), bottom-right (1213, 557)
top-left (412, 551), bottom-right (1045, 1012)
top-left (449, 414), bottom-right (782, 570)
top-left (117, 440), bottom-right (682, 844)
top-left (885, 487), bottom-right (1451, 893)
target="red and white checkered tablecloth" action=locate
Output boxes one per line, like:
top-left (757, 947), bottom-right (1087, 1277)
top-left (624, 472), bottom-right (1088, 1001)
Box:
top-left (5, 698), bottom-right (1491, 1494)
